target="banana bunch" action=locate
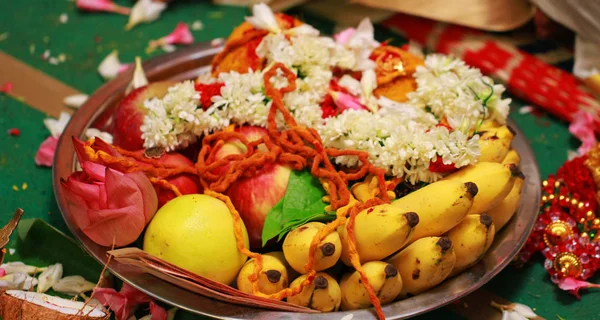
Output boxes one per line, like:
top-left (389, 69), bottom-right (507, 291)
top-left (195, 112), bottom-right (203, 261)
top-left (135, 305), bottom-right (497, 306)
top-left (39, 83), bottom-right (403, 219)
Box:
top-left (237, 254), bottom-right (289, 297)
top-left (444, 162), bottom-right (519, 215)
top-left (390, 180), bottom-right (477, 242)
top-left (446, 214), bottom-right (495, 276)
top-left (287, 273), bottom-right (342, 312)
top-left (283, 222), bottom-right (342, 274)
top-left (340, 261), bottom-right (403, 310)
top-left (338, 205), bottom-right (419, 265)
top-left (478, 125), bottom-right (515, 163)
top-left (388, 237), bottom-right (456, 297)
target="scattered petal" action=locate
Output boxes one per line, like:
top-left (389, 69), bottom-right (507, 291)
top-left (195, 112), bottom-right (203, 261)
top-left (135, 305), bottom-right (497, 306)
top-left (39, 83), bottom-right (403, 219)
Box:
top-left (35, 136), bottom-right (59, 167)
top-left (161, 43), bottom-right (176, 52)
top-left (0, 81), bottom-right (13, 93)
top-left (191, 20), bottom-right (204, 31)
top-left (118, 63), bottom-right (131, 73)
top-left (334, 27), bottom-right (355, 45)
top-left (0, 262), bottom-right (45, 275)
top-left (512, 303), bottom-right (538, 318)
top-left (43, 111), bottom-right (71, 138)
top-left (29, 44), bottom-right (35, 55)
top-left (52, 275), bottom-right (96, 295)
top-left (59, 13), bottom-right (68, 24)
top-left (0, 269), bottom-right (4, 277)
top-left (8, 128), bottom-right (20, 136)
top-left (0, 273), bottom-right (39, 290)
top-left (340, 314), bottom-right (354, 320)
top-left (63, 93), bottom-right (89, 108)
top-left (126, 0), bottom-right (167, 31)
top-left (569, 110), bottom-right (597, 155)
top-left (42, 49), bottom-right (50, 60)
top-left (8, 249), bottom-right (15, 255)
top-left (58, 53), bottom-right (67, 62)
top-left (245, 3), bottom-right (280, 33)
top-left (98, 50), bottom-right (123, 80)
top-left (0, 32), bottom-right (8, 42)
top-left (210, 37), bottom-right (224, 47)
top-left (147, 22), bottom-right (193, 53)
top-left (48, 57), bottom-right (59, 65)
top-left (12, 185), bottom-right (18, 192)
top-left (558, 277), bottom-right (600, 299)
top-left (37, 263), bottom-right (63, 293)
top-left (22, 182), bottom-right (27, 190)
top-left (85, 128), bottom-right (114, 144)
top-left (76, 0), bottom-right (131, 15)
top-left (519, 106), bottom-right (533, 114)
top-left (126, 57), bottom-right (148, 94)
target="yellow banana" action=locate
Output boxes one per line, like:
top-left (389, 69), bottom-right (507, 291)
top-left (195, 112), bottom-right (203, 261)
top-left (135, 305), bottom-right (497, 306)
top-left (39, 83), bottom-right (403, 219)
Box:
top-left (390, 180), bottom-right (477, 242)
top-left (488, 176), bottom-right (524, 231)
top-left (444, 162), bottom-right (518, 214)
top-left (350, 175), bottom-right (396, 202)
top-left (338, 206), bottom-right (419, 265)
top-left (264, 251), bottom-right (300, 281)
top-left (339, 261), bottom-right (403, 310)
top-left (236, 255), bottom-right (288, 297)
top-left (478, 125), bottom-right (515, 163)
top-left (502, 149), bottom-right (521, 166)
top-left (388, 236), bottom-right (456, 297)
top-left (287, 272), bottom-right (341, 312)
top-left (283, 222), bottom-right (342, 274)
top-left (447, 214), bottom-right (495, 276)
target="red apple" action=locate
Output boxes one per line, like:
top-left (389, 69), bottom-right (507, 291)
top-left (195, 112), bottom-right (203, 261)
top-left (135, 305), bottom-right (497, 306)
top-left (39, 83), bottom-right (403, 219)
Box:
top-left (112, 81), bottom-right (176, 150)
top-left (212, 126), bottom-right (291, 248)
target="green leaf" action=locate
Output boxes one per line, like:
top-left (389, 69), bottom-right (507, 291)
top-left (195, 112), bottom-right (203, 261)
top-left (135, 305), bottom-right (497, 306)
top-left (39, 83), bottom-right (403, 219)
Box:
top-left (6, 218), bottom-right (103, 282)
top-left (261, 170), bottom-right (329, 246)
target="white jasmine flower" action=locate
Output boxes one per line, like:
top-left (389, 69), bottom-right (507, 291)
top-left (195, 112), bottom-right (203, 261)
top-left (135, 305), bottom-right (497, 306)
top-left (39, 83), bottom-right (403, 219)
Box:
top-left (491, 301), bottom-right (538, 320)
top-left (191, 20), bottom-right (204, 31)
top-left (52, 275), bottom-right (96, 295)
top-left (338, 18), bottom-right (379, 71)
top-left (1, 262), bottom-right (46, 275)
top-left (59, 13), bottom-right (68, 24)
top-left (98, 50), bottom-right (123, 80)
top-left (43, 112), bottom-right (71, 138)
top-left (245, 3), bottom-right (280, 33)
top-left (126, 0), bottom-right (167, 30)
top-left (338, 75), bottom-right (361, 96)
top-left (285, 24), bottom-right (319, 37)
top-left (126, 57), bottom-right (148, 94)
top-left (37, 263), bottom-right (63, 293)
top-left (360, 69), bottom-right (378, 111)
top-left (0, 273), bottom-right (38, 290)
top-left (85, 128), bottom-right (113, 144)
top-left (63, 94), bottom-right (88, 108)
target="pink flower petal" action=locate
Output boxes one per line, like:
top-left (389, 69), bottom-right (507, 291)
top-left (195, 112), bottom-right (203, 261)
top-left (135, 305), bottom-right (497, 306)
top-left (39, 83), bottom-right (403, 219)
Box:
top-left (62, 175), bottom-right (102, 204)
top-left (60, 181), bottom-right (93, 231)
top-left (35, 136), bottom-right (59, 167)
top-left (118, 64), bottom-right (131, 73)
top-left (120, 283), bottom-right (152, 305)
top-left (81, 161), bottom-right (109, 182)
top-left (334, 27), bottom-right (355, 45)
top-left (93, 288), bottom-right (131, 320)
top-left (558, 277), bottom-right (600, 299)
top-left (76, 0), bottom-right (130, 15)
top-left (330, 90), bottom-right (369, 113)
top-left (0, 82), bottom-right (13, 93)
top-left (150, 23), bottom-right (194, 51)
top-left (150, 301), bottom-right (167, 320)
top-left (125, 171), bottom-right (159, 224)
top-left (569, 110), bottom-right (597, 155)
top-left (0, 268), bottom-right (6, 277)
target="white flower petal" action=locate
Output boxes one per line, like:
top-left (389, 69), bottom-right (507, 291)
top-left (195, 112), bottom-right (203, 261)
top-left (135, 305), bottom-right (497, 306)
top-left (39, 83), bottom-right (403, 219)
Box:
top-left (501, 310), bottom-right (510, 320)
top-left (36, 263), bottom-right (63, 293)
top-left (85, 128), bottom-right (114, 144)
top-left (191, 20), bottom-right (204, 31)
top-left (161, 43), bottom-right (176, 52)
top-left (507, 311), bottom-right (528, 320)
top-left (52, 275), bottom-right (96, 295)
top-left (43, 112), bottom-right (71, 138)
top-left (98, 50), bottom-right (122, 80)
top-left (1, 262), bottom-right (46, 275)
top-left (286, 24), bottom-right (319, 36)
top-left (8, 248), bottom-right (15, 255)
top-left (0, 273), bottom-right (39, 290)
top-left (126, 57), bottom-right (149, 94)
top-left (126, 0), bottom-right (167, 30)
top-left (59, 13), bottom-right (68, 24)
top-left (245, 3), bottom-right (281, 33)
top-left (63, 94), bottom-right (88, 108)
top-left (512, 303), bottom-right (538, 318)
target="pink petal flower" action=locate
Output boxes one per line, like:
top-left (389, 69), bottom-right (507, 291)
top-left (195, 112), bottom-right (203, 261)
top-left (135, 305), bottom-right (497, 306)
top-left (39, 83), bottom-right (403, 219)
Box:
top-left (118, 63), bottom-right (131, 73)
top-left (60, 163), bottom-right (157, 247)
top-left (0, 268), bottom-right (5, 277)
top-left (148, 23), bottom-right (194, 52)
top-left (35, 136), bottom-right (59, 167)
top-left (149, 301), bottom-right (167, 320)
top-left (330, 90), bottom-right (369, 113)
top-left (334, 27), bottom-right (355, 45)
top-left (569, 110), bottom-right (597, 155)
top-left (0, 82), bottom-right (13, 93)
top-left (94, 283), bottom-right (153, 320)
top-left (76, 0), bottom-right (131, 15)
top-left (558, 277), bottom-right (600, 299)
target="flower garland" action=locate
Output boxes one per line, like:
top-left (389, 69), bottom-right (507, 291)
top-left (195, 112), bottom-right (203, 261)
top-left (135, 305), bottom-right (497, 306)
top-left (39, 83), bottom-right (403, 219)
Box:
top-left (139, 5), bottom-right (511, 183)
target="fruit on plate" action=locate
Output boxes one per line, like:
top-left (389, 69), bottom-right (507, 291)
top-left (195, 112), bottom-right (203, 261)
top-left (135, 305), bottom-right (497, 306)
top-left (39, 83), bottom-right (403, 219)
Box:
top-left (236, 255), bottom-right (288, 297)
top-left (488, 174), bottom-right (525, 231)
top-left (340, 261), bottom-right (402, 310)
top-left (143, 194), bottom-right (249, 284)
top-left (502, 149), bottom-right (521, 166)
top-left (283, 222), bottom-right (342, 274)
top-left (447, 214), bottom-right (495, 276)
top-left (444, 162), bottom-right (519, 215)
top-left (388, 237), bottom-right (456, 297)
top-left (337, 206), bottom-right (419, 265)
top-left (264, 251), bottom-right (300, 280)
top-left (112, 81), bottom-right (175, 150)
top-left (213, 126), bottom-right (292, 248)
top-left (478, 125), bottom-right (515, 163)
top-left (390, 180), bottom-right (478, 242)
top-left (287, 272), bottom-right (342, 312)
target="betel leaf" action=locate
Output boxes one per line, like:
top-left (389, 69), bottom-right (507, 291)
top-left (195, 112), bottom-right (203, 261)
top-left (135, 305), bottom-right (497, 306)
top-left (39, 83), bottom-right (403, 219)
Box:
top-left (261, 170), bottom-right (334, 246)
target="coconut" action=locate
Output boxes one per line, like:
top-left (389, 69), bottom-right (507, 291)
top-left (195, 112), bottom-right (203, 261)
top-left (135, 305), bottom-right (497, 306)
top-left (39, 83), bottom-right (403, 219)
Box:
top-left (0, 290), bottom-right (109, 319)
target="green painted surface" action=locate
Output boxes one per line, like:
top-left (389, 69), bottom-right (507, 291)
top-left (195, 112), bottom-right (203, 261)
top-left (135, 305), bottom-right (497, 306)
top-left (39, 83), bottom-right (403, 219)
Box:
top-left (0, 1), bottom-right (598, 319)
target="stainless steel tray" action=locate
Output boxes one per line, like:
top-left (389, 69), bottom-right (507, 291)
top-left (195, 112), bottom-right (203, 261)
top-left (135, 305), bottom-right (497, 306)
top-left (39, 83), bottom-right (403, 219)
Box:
top-left (53, 41), bottom-right (541, 319)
